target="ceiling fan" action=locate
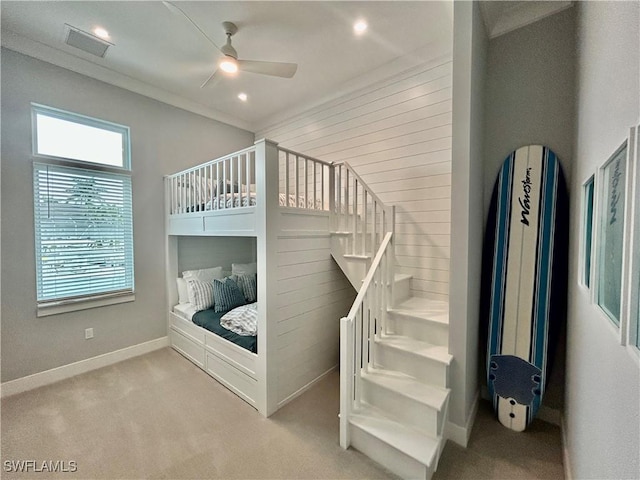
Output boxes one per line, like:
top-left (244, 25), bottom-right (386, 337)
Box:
top-left (163, 1), bottom-right (298, 88)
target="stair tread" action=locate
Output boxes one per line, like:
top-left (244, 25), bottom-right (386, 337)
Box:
top-left (377, 335), bottom-right (453, 365)
top-left (362, 367), bottom-right (450, 411)
top-left (343, 254), bottom-right (371, 260)
top-left (350, 403), bottom-right (441, 467)
top-left (394, 273), bottom-right (412, 281)
top-left (389, 297), bottom-right (449, 324)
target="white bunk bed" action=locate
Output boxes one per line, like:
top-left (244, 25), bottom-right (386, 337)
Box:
top-left (165, 139), bottom-right (350, 417)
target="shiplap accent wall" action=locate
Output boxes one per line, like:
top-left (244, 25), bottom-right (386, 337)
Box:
top-left (276, 232), bottom-right (355, 404)
top-left (258, 56), bottom-right (453, 301)
top-left (177, 236), bottom-right (256, 274)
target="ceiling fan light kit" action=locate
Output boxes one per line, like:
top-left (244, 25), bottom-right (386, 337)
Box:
top-left (219, 57), bottom-right (238, 74)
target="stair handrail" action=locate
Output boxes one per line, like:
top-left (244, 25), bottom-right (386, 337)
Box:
top-left (333, 161), bottom-right (395, 257)
top-left (340, 231), bottom-right (394, 449)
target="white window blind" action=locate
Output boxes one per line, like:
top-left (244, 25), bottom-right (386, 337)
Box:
top-left (33, 163), bottom-right (134, 304)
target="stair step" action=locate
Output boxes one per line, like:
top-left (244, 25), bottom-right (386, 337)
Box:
top-left (392, 273), bottom-right (412, 304)
top-left (361, 273), bottom-right (413, 284)
top-left (343, 254), bottom-right (371, 261)
top-left (389, 298), bottom-right (449, 324)
top-left (378, 335), bottom-right (452, 365)
top-left (394, 273), bottom-right (412, 283)
top-left (350, 404), bottom-right (441, 468)
top-left (362, 367), bottom-right (449, 412)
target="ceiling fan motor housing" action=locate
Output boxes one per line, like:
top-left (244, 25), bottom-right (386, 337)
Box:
top-left (220, 22), bottom-right (239, 58)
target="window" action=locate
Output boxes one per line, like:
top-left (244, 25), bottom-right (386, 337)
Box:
top-left (596, 142), bottom-right (627, 326)
top-left (33, 104), bottom-right (130, 168)
top-left (582, 176), bottom-right (595, 288)
top-left (32, 104), bottom-right (134, 315)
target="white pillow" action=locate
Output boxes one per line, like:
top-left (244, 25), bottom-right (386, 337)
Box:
top-left (176, 278), bottom-right (189, 304)
top-left (182, 266), bottom-right (224, 283)
top-left (186, 279), bottom-right (215, 312)
top-left (241, 183), bottom-right (257, 194)
top-left (232, 262), bottom-right (257, 276)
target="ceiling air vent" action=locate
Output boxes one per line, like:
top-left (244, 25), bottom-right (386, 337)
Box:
top-left (64, 24), bottom-right (113, 58)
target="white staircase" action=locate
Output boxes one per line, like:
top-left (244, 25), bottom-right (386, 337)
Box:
top-left (330, 162), bottom-right (451, 480)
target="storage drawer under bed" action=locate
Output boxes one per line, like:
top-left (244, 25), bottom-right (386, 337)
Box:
top-left (170, 328), bottom-right (205, 369)
top-left (206, 351), bottom-right (257, 408)
top-left (170, 311), bottom-right (205, 343)
top-left (204, 331), bottom-right (256, 378)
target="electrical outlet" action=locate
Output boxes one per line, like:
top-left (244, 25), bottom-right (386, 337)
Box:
top-left (85, 328), bottom-right (94, 339)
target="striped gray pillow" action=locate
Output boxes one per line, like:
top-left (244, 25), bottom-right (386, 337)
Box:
top-left (213, 277), bottom-right (246, 312)
top-left (186, 279), bottom-right (215, 312)
top-left (236, 274), bottom-right (257, 303)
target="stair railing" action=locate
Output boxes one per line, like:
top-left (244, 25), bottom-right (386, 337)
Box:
top-left (340, 231), bottom-right (394, 449)
top-left (333, 162), bottom-right (395, 257)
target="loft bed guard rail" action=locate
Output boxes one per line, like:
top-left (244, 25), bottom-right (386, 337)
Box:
top-left (333, 161), bottom-right (395, 257)
top-left (166, 140), bottom-right (334, 215)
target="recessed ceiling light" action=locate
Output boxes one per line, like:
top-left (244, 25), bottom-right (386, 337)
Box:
top-left (238, 93), bottom-right (248, 102)
top-left (353, 20), bottom-right (367, 35)
top-left (93, 27), bottom-right (110, 40)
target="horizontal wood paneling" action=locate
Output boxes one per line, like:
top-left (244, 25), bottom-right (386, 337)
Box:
top-left (176, 236), bottom-right (257, 274)
top-left (259, 58), bottom-right (452, 300)
top-left (274, 234), bottom-right (355, 403)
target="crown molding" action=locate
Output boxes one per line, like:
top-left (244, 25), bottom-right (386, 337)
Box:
top-left (481, 1), bottom-right (574, 39)
top-left (1, 30), bottom-right (253, 132)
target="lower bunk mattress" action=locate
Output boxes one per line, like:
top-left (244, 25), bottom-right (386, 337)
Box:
top-left (173, 303), bottom-right (257, 354)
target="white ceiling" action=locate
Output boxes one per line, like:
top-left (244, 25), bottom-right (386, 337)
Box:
top-left (1, 1), bottom-right (574, 132)
top-left (1, 1), bottom-right (454, 131)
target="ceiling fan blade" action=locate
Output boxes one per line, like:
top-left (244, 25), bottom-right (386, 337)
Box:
top-left (200, 68), bottom-right (220, 89)
top-left (162, 1), bottom-right (220, 52)
top-left (237, 60), bottom-right (297, 78)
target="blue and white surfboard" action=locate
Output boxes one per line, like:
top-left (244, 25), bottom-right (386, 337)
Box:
top-left (484, 145), bottom-right (567, 432)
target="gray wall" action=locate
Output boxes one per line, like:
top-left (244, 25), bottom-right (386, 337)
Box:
top-left (484, 7), bottom-right (576, 204)
top-left (481, 7), bottom-right (577, 416)
top-left (1, 49), bottom-right (254, 382)
top-left (566, 2), bottom-right (640, 478)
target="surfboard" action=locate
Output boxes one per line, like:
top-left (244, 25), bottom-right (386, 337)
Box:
top-left (482, 145), bottom-right (568, 432)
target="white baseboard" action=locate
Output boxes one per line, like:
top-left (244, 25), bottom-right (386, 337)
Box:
top-left (1, 336), bottom-right (169, 398)
top-left (445, 392), bottom-right (479, 447)
top-left (277, 365), bottom-right (337, 411)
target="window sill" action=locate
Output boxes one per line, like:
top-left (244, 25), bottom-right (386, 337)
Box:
top-left (37, 293), bottom-right (135, 317)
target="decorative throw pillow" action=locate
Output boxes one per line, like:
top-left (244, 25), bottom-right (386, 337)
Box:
top-left (186, 279), bottom-right (215, 312)
top-left (220, 303), bottom-right (258, 336)
top-left (235, 274), bottom-right (257, 303)
top-left (215, 179), bottom-right (238, 195)
top-left (176, 278), bottom-right (189, 304)
top-left (212, 277), bottom-right (246, 312)
top-left (232, 262), bottom-right (257, 276)
top-left (182, 266), bottom-right (224, 283)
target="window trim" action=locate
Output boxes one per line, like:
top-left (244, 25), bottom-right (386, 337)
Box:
top-left (31, 103), bottom-right (131, 171)
top-left (37, 292), bottom-right (135, 318)
top-left (31, 104), bottom-right (135, 316)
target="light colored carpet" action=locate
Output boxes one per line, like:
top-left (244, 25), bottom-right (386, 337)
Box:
top-left (1, 347), bottom-right (564, 479)
top-left (434, 401), bottom-right (564, 479)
